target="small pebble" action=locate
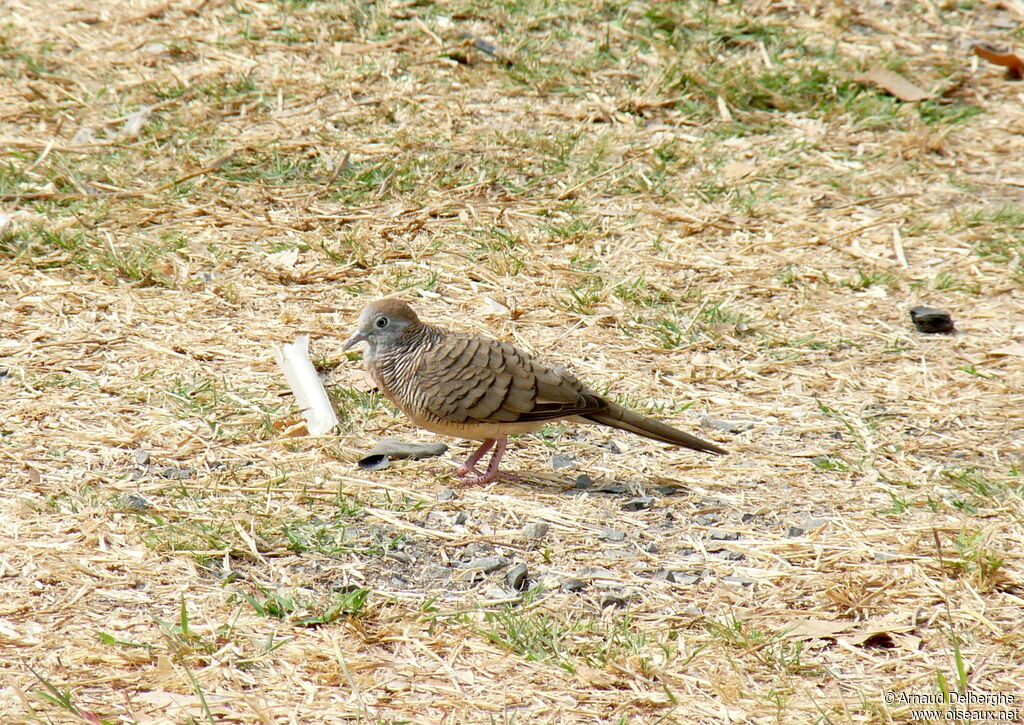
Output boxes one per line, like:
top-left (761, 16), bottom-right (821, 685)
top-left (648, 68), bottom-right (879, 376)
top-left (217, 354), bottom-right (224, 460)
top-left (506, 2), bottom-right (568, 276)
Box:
top-left (602, 548), bottom-right (635, 560)
top-left (466, 555), bottom-right (510, 573)
top-left (452, 511), bottom-right (468, 526)
top-left (436, 488), bottom-right (456, 501)
top-left (910, 306), bottom-right (955, 334)
top-left (158, 466), bottom-right (193, 480)
top-left (600, 528), bottom-right (626, 542)
top-left (652, 568), bottom-right (676, 583)
top-left (420, 564), bottom-right (451, 581)
top-left (716, 551), bottom-right (745, 561)
top-left (700, 416), bottom-right (755, 433)
top-left (787, 526), bottom-right (806, 538)
top-left (802, 517), bottom-right (828, 531)
top-left (134, 449), bottom-right (151, 466)
top-left (578, 566), bottom-right (616, 578)
top-left (600, 440), bottom-right (626, 454)
top-left (599, 593), bottom-right (629, 609)
top-left (425, 511), bottom-right (448, 527)
top-left (550, 453), bottom-right (575, 470)
top-left (561, 578), bottom-right (588, 592)
top-left (417, 565), bottom-right (450, 581)
top-left (592, 483), bottom-right (630, 495)
top-left (484, 586), bottom-right (516, 601)
top-left (722, 575), bottom-right (757, 587)
top-left (506, 563), bottom-right (529, 591)
top-left (709, 529), bottom-right (740, 541)
top-left (519, 522), bottom-right (549, 540)
top-left (573, 474), bottom-right (593, 489)
top-left (120, 493), bottom-right (152, 511)
top-left (386, 551), bottom-right (414, 565)
top-left (654, 571), bottom-right (699, 585)
top-left (621, 497), bottom-right (654, 511)
top-left (656, 485), bottom-right (682, 496)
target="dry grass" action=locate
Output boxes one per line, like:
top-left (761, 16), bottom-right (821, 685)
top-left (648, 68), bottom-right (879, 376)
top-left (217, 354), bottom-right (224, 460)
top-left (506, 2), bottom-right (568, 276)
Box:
top-left (2, 0), bottom-right (1024, 722)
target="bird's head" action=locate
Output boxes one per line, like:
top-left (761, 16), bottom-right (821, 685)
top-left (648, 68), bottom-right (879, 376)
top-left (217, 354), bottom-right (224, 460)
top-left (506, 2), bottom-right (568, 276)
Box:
top-left (342, 298), bottom-right (421, 353)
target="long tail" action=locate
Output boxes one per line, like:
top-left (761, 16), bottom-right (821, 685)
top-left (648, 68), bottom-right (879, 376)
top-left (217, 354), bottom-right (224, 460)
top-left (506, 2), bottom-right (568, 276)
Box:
top-left (584, 402), bottom-right (727, 455)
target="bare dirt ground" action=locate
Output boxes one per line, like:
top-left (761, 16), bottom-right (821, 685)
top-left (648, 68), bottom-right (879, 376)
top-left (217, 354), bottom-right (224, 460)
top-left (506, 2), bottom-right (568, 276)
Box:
top-left (2, 0), bottom-right (1023, 722)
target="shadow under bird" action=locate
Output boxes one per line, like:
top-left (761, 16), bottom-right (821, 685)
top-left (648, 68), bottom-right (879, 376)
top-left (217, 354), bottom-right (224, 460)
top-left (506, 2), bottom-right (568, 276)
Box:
top-left (343, 298), bottom-right (727, 485)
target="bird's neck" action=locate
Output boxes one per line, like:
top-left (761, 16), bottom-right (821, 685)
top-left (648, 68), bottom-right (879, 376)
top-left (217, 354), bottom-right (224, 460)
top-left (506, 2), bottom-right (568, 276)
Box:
top-left (371, 323), bottom-right (444, 388)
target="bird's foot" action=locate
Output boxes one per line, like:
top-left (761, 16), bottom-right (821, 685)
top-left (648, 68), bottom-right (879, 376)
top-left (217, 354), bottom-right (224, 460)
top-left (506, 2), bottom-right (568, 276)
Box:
top-left (453, 469), bottom-right (519, 487)
top-left (455, 472), bottom-right (497, 487)
top-left (454, 462), bottom-right (483, 477)
top-left (449, 436), bottom-right (513, 487)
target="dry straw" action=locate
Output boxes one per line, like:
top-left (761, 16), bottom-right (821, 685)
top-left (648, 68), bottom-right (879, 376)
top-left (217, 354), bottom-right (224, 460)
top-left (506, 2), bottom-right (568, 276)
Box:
top-left (1, 0), bottom-right (1022, 722)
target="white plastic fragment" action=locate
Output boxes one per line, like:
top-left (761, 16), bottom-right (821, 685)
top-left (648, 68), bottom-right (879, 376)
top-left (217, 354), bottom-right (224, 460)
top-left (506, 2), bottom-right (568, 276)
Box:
top-left (274, 335), bottom-right (339, 436)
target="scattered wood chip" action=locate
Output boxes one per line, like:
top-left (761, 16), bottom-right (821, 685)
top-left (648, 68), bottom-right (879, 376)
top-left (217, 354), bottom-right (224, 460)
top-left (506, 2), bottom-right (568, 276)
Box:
top-left (716, 94), bottom-right (733, 121)
top-left (855, 65), bottom-right (931, 102)
top-left (910, 306), bottom-right (955, 334)
top-left (783, 618), bottom-right (852, 639)
top-left (973, 44), bottom-right (1024, 79)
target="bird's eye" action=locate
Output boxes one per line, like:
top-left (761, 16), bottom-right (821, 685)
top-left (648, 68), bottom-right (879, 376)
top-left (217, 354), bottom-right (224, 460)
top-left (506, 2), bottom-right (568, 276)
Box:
top-left (375, 316), bottom-right (389, 329)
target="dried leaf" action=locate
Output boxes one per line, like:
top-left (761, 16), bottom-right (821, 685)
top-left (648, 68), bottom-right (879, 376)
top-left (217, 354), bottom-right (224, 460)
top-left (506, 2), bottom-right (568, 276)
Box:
top-left (574, 664), bottom-right (619, 688)
top-left (839, 614), bottom-right (916, 648)
top-left (266, 247), bottom-right (300, 268)
top-left (855, 65), bottom-right (931, 102)
top-left (841, 630), bottom-right (897, 648)
top-left (481, 296), bottom-right (510, 316)
top-left (989, 343), bottom-right (1024, 357)
top-left (783, 618), bottom-right (853, 639)
top-left (973, 44), bottom-right (1024, 79)
top-left (722, 160), bottom-right (757, 182)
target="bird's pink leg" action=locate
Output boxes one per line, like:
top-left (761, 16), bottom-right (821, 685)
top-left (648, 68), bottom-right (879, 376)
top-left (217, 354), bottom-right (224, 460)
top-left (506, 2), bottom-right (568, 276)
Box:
top-left (459, 436), bottom-right (513, 486)
top-left (455, 439), bottom-right (495, 477)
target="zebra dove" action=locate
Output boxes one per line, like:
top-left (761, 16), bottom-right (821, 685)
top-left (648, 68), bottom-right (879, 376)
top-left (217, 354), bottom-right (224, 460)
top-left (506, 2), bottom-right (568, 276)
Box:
top-left (343, 298), bottom-right (726, 485)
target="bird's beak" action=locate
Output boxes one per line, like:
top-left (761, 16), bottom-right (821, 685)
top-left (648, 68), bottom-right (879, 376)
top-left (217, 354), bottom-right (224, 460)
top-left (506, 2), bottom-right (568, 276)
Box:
top-left (342, 331), bottom-right (365, 352)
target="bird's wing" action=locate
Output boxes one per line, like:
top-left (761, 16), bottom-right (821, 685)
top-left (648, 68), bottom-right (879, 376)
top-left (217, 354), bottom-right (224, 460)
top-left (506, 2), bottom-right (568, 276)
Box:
top-left (414, 334), bottom-right (605, 425)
